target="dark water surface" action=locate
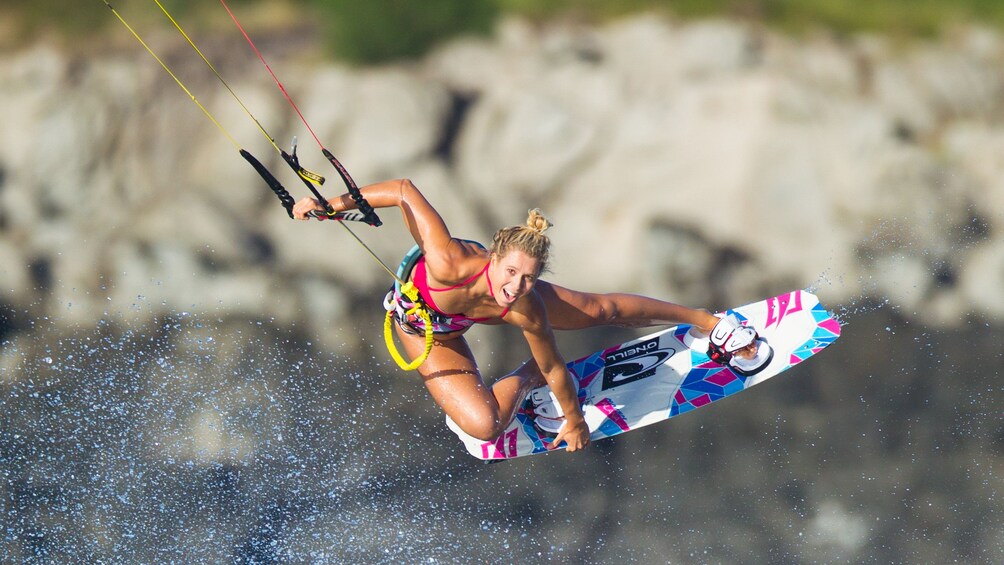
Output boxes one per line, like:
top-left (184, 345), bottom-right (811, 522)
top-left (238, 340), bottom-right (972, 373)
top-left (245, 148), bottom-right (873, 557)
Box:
top-left (1, 301), bottom-right (1001, 563)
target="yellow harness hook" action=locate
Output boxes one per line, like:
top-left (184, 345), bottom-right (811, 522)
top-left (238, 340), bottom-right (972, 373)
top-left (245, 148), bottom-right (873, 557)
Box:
top-left (384, 281), bottom-right (434, 371)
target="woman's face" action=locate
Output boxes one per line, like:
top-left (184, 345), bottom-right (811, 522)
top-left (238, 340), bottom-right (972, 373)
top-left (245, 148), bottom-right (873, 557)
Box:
top-left (489, 250), bottom-right (541, 307)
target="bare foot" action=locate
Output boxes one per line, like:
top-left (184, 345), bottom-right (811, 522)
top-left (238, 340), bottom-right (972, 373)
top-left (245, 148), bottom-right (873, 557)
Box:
top-left (732, 341), bottom-right (760, 360)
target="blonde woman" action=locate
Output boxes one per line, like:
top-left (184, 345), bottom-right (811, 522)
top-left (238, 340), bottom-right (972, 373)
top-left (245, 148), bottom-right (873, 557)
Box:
top-left (293, 179), bottom-right (766, 452)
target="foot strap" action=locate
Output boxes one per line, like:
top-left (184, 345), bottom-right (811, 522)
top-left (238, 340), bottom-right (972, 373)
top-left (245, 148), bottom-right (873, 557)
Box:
top-left (527, 387), bottom-right (565, 435)
top-left (728, 338), bottom-right (774, 376)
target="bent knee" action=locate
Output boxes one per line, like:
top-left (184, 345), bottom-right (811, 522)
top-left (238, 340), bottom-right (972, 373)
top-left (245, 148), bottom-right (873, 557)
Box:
top-left (462, 420), bottom-right (507, 442)
top-left (452, 412), bottom-right (508, 442)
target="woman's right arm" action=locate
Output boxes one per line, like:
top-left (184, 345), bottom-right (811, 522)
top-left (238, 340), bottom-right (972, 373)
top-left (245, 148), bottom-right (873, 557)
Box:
top-left (292, 179), bottom-right (455, 258)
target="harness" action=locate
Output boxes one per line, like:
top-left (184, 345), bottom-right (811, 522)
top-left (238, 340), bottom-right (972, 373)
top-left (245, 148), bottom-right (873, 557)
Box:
top-left (379, 245), bottom-right (434, 371)
top-left (384, 242), bottom-right (501, 336)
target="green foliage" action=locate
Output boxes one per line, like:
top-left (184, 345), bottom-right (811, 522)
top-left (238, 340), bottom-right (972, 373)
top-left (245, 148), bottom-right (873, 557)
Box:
top-left (302, 0), bottom-right (1004, 63)
top-left (755, 0), bottom-right (1004, 39)
top-left (8, 0), bottom-right (1004, 60)
top-left (0, 0), bottom-right (109, 37)
top-left (0, 0), bottom-right (257, 40)
top-left (498, 0), bottom-right (1004, 38)
top-left (307, 0), bottom-right (499, 64)
top-left (497, 0), bottom-right (676, 22)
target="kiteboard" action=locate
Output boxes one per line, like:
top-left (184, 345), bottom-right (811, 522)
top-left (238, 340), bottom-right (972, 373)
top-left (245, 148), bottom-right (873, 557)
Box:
top-left (446, 289), bottom-right (841, 460)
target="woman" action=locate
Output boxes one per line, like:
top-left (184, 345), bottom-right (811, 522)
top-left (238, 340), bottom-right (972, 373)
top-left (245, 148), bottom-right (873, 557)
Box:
top-left (293, 179), bottom-right (765, 452)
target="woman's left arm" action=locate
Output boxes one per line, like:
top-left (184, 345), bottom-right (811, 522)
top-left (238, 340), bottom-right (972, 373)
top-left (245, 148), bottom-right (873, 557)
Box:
top-left (512, 294), bottom-right (590, 452)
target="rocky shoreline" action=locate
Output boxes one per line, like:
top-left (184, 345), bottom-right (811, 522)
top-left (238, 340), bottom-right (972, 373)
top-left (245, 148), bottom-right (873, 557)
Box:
top-left (1, 16), bottom-right (1002, 343)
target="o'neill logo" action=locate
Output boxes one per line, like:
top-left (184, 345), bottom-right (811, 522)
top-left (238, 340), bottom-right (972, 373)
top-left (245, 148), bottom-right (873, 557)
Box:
top-left (602, 337), bottom-right (677, 390)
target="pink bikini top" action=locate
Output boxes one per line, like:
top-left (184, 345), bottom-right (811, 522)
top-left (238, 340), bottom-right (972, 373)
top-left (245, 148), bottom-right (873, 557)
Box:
top-left (412, 256), bottom-right (510, 328)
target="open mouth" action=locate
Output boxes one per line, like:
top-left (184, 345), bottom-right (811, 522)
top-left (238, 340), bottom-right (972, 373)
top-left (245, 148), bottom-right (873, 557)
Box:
top-left (502, 288), bottom-right (516, 303)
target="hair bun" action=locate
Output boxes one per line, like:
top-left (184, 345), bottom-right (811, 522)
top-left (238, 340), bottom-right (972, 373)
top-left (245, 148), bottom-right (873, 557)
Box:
top-left (525, 208), bottom-right (552, 234)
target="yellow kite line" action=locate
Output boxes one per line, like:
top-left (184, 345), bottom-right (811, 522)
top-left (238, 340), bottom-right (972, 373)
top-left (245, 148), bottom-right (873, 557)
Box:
top-left (150, 0), bottom-right (324, 185)
top-left (101, 0), bottom-right (324, 185)
top-left (101, 0), bottom-right (241, 150)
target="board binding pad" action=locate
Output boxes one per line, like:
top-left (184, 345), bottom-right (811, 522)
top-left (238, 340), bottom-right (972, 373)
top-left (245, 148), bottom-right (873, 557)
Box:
top-left (446, 289), bottom-right (841, 460)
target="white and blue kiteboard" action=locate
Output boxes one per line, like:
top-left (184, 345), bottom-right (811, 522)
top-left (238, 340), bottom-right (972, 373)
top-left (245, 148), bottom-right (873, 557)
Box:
top-left (447, 289), bottom-right (841, 460)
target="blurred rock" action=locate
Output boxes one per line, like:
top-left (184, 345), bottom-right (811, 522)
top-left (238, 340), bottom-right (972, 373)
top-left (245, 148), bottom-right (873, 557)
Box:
top-left (1, 14), bottom-right (1003, 331)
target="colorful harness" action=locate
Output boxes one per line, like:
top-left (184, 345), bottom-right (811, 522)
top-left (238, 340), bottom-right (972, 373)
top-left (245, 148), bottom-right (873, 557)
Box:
top-left (384, 242), bottom-right (508, 335)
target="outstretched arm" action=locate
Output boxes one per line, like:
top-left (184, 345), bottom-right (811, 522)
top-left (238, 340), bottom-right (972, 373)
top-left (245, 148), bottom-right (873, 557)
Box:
top-left (509, 293), bottom-right (590, 452)
top-left (292, 179), bottom-right (455, 258)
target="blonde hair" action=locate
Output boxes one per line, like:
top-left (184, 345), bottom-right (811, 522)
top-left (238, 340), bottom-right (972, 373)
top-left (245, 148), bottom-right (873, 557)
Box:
top-left (490, 208), bottom-right (553, 273)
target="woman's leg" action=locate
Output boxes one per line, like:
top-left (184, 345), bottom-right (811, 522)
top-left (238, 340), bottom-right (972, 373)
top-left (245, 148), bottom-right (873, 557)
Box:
top-left (533, 280), bottom-right (720, 332)
top-left (393, 324), bottom-right (543, 441)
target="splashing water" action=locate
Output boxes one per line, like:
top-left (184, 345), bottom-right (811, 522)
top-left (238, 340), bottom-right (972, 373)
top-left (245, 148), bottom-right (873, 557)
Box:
top-left (2, 264), bottom-right (1003, 564)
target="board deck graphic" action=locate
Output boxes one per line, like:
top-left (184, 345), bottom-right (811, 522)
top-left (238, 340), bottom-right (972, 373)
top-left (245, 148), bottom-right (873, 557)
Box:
top-left (447, 290), bottom-right (841, 460)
